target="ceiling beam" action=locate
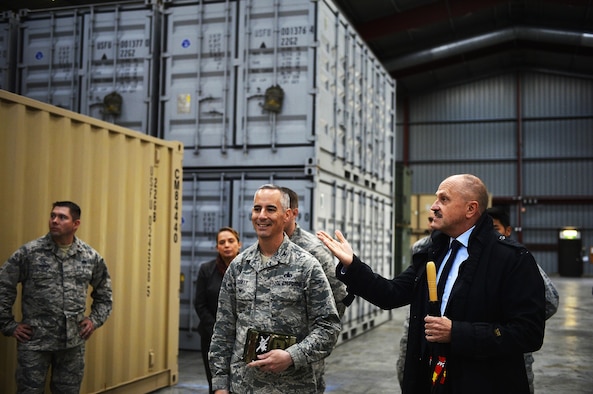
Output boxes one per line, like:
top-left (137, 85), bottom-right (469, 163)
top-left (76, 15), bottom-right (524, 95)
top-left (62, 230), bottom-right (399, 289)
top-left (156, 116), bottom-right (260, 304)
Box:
top-left (356, 0), bottom-right (507, 42)
top-left (355, 0), bottom-right (593, 43)
top-left (385, 26), bottom-right (593, 75)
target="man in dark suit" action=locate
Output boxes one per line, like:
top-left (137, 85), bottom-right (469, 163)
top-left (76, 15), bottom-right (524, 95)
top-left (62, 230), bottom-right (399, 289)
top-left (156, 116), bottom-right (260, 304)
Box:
top-left (318, 174), bottom-right (545, 393)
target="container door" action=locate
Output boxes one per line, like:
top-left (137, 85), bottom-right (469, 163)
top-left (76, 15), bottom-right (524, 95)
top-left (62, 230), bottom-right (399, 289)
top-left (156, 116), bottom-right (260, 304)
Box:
top-left (81, 6), bottom-right (159, 134)
top-left (18, 12), bottom-right (83, 110)
top-left (160, 2), bottom-right (237, 149)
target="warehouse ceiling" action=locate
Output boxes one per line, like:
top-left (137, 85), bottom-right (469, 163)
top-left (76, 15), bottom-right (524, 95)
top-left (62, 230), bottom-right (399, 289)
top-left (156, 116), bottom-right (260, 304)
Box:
top-left (332, 0), bottom-right (593, 95)
top-left (4, 0), bottom-right (593, 95)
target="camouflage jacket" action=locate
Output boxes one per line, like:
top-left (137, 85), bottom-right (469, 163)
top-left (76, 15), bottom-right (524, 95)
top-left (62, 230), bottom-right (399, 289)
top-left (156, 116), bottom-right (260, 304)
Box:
top-left (0, 234), bottom-right (113, 350)
top-left (289, 224), bottom-right (348, 317)
top-left (209, 235), bottom-right (341, 393)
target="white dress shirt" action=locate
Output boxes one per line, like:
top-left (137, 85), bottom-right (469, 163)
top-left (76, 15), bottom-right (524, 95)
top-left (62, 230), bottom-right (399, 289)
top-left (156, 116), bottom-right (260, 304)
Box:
top-left (437, 226), bottom-right (475, 316)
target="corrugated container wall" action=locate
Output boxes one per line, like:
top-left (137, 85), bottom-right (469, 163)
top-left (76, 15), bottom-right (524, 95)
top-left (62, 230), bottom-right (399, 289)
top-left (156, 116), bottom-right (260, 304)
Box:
top-left (159, 0), bottom-right (395, 191)
top-left (0, 90), bottom-right (184, 393)
top-left (0, 11), bottom-right (17, 92)
top-left (15, 1), bottom-right (161, 135)
top-left (178, 168), bottom-right (393, 350)
top-left (399, 71), bottom-right (593, 276)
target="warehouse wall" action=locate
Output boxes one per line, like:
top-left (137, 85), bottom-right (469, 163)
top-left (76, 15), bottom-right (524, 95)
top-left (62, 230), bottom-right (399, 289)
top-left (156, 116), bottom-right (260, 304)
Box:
top-left (397, 71), bottom-right (593, 276)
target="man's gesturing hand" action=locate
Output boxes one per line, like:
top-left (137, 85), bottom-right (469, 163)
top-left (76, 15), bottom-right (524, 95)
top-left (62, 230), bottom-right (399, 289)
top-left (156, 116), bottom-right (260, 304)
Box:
top-left (316, 230), bottom-right (354, 267)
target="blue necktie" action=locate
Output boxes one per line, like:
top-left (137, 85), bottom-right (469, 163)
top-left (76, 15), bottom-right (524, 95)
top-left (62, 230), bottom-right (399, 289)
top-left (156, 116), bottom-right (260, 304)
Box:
top-left (437, 240), bottom-right (462, 301)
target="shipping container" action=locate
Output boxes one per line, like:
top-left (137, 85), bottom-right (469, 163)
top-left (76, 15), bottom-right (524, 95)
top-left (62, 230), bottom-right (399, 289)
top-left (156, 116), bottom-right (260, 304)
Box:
top-left (0, 90), bottom-right (184, 393)
top-left (16, 1), bottom-right (161, 135)
top-left (160, 0), bottom-right (396, 188)
top-left (178, 167), bottom-right (393, 350)
top-left (0, 11), bottom-right (17, 92)
top-left (394, 165), bottom-right (412, 274)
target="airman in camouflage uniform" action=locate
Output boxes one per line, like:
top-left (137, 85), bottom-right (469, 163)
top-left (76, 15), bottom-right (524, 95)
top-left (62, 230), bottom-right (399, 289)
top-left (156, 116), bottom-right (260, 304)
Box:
top-left (281, 187), bottom-right (348, 393)
top-left (0, 201), bottom-right (113, 393)
top-left (209, 185), bottom-right (341, 393)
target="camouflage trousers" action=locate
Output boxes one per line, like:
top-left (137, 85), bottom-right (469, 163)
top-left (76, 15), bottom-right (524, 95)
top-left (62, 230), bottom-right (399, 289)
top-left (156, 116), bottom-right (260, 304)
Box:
top-left (524, 352), bottom-right (535, 394)
top-left (16, 344), bottom-right (85, 394)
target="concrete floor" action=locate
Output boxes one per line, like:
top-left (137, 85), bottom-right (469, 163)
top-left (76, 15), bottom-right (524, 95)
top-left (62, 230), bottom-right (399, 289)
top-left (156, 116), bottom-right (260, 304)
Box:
top-left (154, 276), bottom-right (593, 393)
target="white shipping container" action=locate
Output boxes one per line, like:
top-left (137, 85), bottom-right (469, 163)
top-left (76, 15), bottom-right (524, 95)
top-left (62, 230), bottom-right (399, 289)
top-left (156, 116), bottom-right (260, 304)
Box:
top-left (0, 11), bottom-right (17, 92)
top-left (178, 167), bottom-right (393, 350)
top-left (16, 1), bottom-right (160, 134)
top-left (160, 0), bottom-right (396, 185)
top-left (160, 1), bottom-right (237, 154)
top-left (17, 10), bottom-right (82, 110)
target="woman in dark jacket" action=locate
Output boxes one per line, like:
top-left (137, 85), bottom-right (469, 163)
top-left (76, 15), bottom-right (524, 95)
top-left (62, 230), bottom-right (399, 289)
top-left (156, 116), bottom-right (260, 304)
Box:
top-left (194, 227), bottom-right (241, 394)
top-left (318, 174), bottom-right (546, 394)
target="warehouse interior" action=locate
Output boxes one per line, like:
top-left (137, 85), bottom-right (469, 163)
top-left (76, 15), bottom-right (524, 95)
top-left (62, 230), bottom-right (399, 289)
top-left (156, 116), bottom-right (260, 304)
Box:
top-left (4, 1), bottom-right (591, 269)
top-left (1, 0), bottom-right (592, 393)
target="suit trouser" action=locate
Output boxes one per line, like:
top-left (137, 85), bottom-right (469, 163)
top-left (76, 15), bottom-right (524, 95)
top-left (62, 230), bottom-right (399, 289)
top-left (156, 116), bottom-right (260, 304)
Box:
top-left (201, 335), bottom-right (214, 394)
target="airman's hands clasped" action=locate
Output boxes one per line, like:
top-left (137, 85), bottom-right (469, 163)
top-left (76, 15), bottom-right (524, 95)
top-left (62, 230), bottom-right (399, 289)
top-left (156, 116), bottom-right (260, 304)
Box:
top-left (316, 230), bottom-right (354, 267)
top-left (13, 323), bottom-right (32, 343)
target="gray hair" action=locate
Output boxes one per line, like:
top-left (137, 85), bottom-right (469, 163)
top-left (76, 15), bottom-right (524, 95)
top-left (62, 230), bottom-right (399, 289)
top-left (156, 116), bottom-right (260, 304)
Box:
top-left (255, 184), bottom-right (290, 210)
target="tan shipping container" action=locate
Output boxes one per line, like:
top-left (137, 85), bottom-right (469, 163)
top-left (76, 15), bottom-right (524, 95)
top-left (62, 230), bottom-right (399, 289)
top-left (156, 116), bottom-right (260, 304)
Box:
top-left (0, 90), bottom-right (183, 393)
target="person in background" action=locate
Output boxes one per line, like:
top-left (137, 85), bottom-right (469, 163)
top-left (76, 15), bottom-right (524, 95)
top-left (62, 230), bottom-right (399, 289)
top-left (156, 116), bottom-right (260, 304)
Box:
top-left (412, 215), bottom-right (434, 255)
top-left (0, 201), bottom-right (113, 393)
top-left (281, 187), bottom-right (348, 316)
top-left (194, 227), bottom-right (242, 394)
top-left (397, 213), bottom-right (434, 388)
top-left (281, 186), bottom-right (348, 393)
top-left (209, 184), bottom-right (341, 393)
top-left (487, 206), bottom-right (559, 394)
top-left (318, 174), bottom-right (546, 393)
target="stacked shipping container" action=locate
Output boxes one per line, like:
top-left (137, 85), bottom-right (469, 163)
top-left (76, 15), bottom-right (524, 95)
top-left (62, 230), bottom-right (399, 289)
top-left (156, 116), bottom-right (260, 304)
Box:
top-left (0, 0), bottom-right (397, 353)
top-left (167, 0), bottom-right (396, 350)
top-left (15, 1), bottom-right (161, 134)
top-left (160, 0), bottom-right (394, 182)
top-left (0, 11), bottom-right (17, 92)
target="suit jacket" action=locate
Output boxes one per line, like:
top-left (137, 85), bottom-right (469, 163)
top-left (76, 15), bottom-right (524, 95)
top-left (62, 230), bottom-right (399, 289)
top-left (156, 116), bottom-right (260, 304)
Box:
top-left (194, 259), bottom-right (224, 339)
top-left (336, 213), bottom-right (546, 394)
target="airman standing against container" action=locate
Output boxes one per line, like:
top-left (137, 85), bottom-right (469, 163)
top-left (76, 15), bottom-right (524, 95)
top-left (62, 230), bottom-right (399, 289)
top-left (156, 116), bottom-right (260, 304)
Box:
top-left (209, 184), bottom-right (341, 393)
top-left (0, 201), bottom-right (113, 393)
